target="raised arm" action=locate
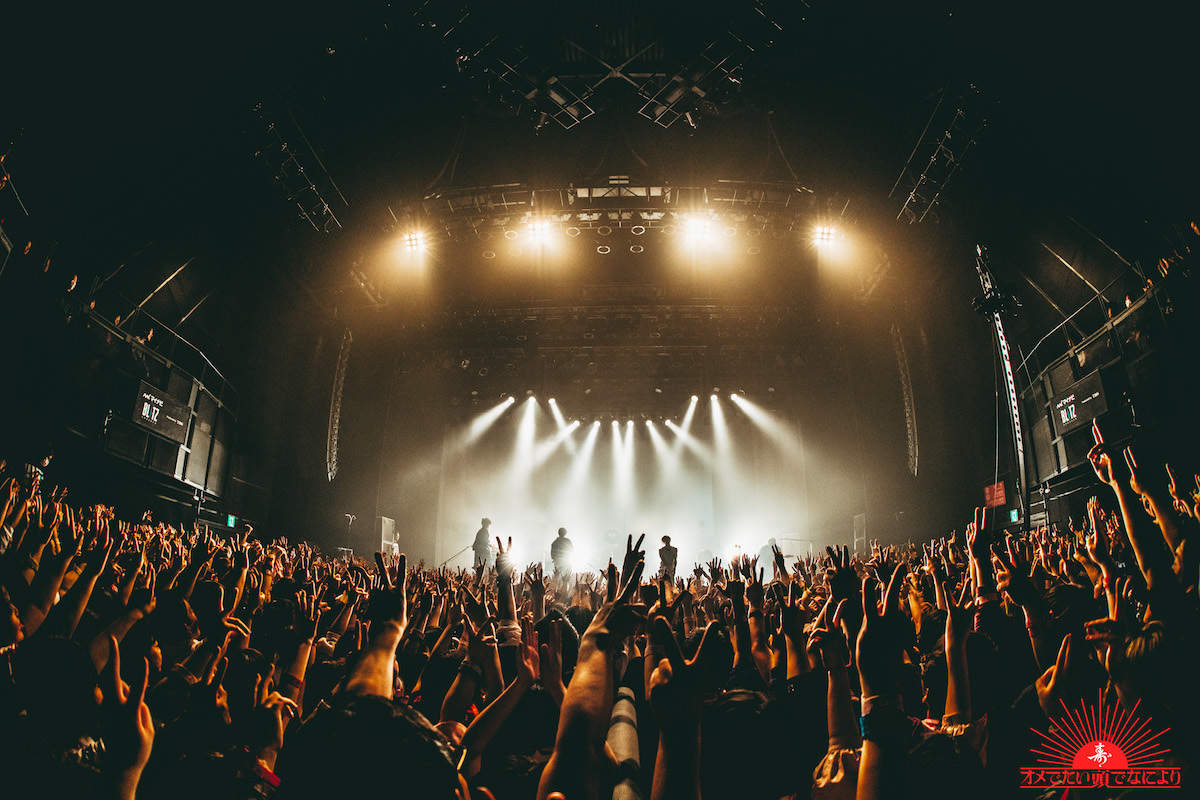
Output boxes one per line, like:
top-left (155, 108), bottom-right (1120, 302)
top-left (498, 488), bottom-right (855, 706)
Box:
top-left (855, 566), bottom-right (910, 800)
top-left (537, 549), bottom-right (645, 800)
top-left (344, 552), bottom-right (408, 698)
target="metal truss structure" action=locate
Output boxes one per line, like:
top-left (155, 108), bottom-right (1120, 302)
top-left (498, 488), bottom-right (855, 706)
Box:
top-left (417, 178), bottom-right (816, 242)
top-left (975, 245), bottom-right (1026, 517)
top-left (249, 100), bottom-right (348, 233)
top-left (415, 2), bottom-right (784, 131)
top-left (890, 84), bottom-right (985, 225)
top-left (327, 328), bottom-right (353, 482)
top-left (891, 324), bottom-right (918, 477)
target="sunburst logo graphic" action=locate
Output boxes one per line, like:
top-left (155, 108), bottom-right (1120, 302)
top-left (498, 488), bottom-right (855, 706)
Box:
top-left (1020, 693), bottom-right (1181, 792)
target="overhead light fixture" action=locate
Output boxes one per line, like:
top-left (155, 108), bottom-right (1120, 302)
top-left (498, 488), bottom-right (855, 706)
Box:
top-left (631, 225), bottom-right (646, 235)
top-left (685, 216), bottom-right (712, 239)
top-left (814, 226), bottom-right (836, 245)
top-left (630, 245), bottom-right (644, 253)
top-left (528, 219), bottom-right (555, 239)
top-left (597, 245), bottom-right (610, 254)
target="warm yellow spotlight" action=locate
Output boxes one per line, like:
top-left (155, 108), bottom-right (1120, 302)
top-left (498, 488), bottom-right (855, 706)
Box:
top-left (685, 216), bottom-right (712, 240)
top-left (528, 219), bottom-right (555, 240)
top-left (404, 231), bottom-right (425, 250)
top-left (813, 226), bottom-right (836, 245)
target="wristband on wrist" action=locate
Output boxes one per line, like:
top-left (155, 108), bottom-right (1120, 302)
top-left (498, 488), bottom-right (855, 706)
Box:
top-left (974, 592), bottom-right (999, 607)
top-left (858, 706), bottom-right (909, 742)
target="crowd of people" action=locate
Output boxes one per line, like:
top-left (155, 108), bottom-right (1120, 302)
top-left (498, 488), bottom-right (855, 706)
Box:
top-left (1, 418), bottom-right (1198, 799)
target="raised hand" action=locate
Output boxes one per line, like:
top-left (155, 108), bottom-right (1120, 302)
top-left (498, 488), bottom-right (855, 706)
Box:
top-left (717, 569), bottom-right (745, 607)
top-left (855, 564), bottom-right (908, 700)
top-left (369, 551), bottom-right (408, 635)
top-left (1165, 464), bottom-right (1196, 519)
top-left (993, 537), bottom-right (1038, 607)
top-left (248, 691), bottom-right (298, 773)
top-left (647, 616), bottom-right (719, 727)
top-left (824, 545), bottom-right (857, 603)
top-left (964, 508), bottom-right (991, 563)
top-left (1087, 420), bottom-right (1125, 488)
top-left (540, 616), bottom-right (566, 704)
top-left (495, 536), bottom-right (515, 577)
top-left (103, 636), bottom-right (155, 790)
top-left (705, 556), bottom-right (723, 584)
top-left (935, 574), bottom-right (972, 651)
top-left (518, 616), bottom-right (541, 684)
top-left (586, 557), bottom-right (646, 651)
top-left (744, 563), bottom-right (766, 610)
top-left (1035, 634), bottom-right (1078, 717)
top-left (621, 533), bottom-right (646, 586)
top-left (806, 600), bottom-right (850, 671)
top-left (524, 563), bottom-right (547, 596)
top-left (770, 543), bottom-right (790, 584)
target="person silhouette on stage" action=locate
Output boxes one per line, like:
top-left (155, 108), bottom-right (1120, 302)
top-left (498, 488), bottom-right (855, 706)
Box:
top-left (659, 535), bottom-right (678, 581)
top-left (473, 518), bottom-right (493, 567)
top-left (551, 527), bottom-right (574, 577)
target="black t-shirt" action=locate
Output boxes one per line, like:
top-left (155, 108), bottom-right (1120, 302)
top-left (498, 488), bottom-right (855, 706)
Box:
top-left (550, 537), bottom-right (573, 563)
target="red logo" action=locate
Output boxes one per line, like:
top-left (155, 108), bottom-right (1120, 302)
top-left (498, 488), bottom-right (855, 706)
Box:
top-left (1021, 694), bottom-right (1180, 792)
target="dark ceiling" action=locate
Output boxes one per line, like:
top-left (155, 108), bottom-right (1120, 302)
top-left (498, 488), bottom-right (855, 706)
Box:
top-left (3, 0), bottom-right (1195, 383)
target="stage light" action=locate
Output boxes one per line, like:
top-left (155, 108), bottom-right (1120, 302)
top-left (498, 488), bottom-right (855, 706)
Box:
top-left (813, 226), bottom-right (836, 245)
top-left (630, 245), bottom-right (644, 253)
top-left (645, 419), bottom-right (652, 426)
top-left (466, 395), bottom-right (517, 443)
top-left (549, 397), bottom-right (569, 434)
top-left (631, 225), bottom-right (646, 235)
top-left (528, 219), bottom-right (555, 240)
top-left (710, 394), bottom-right (718, 401)
top-left (691, 395), bottom-right (698, 402)
top-left (685, 216), bottom-right (712, 239)
top-left (593, 421), bottom-right (600, 427)
top-left (597, 245), bottom-right (610, 254)
top-left (505, 229), bottom-right (519, 240)
top-left (404, 231), bottom-right (425, 250)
